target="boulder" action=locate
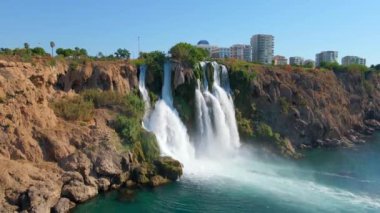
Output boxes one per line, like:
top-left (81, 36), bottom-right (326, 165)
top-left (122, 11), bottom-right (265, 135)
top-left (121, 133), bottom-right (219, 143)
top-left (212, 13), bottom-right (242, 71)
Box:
top-left (61, 180), bottom-right (98, 203)
top-left (52, 198), bottom-right (75, 213)
top-left (149, 175), bottom-right (169, 187)
top-left (97, 178), bottom-right (111, 191)
top-left (59, 152), bottom-right (92, 177)
top-left (94, 156), bottom-right (122, 176)
top-left (154, 157), bottom-right (183, 181)
top-left (132, 166), bottom-right (150, 185)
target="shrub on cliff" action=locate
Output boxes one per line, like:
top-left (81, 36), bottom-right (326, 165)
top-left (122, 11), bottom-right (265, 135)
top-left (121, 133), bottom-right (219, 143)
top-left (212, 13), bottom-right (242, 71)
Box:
top-left (235, 109), bottom-right (254, 138)
top-left (169, 42), bottom-right (208, 66)
top-left (51, 96), bottom-right (94, 121)
top-left (113, 115), bottom-right (160, 162)
top-left (139, 51), bottom-right (166, 96)
top-left (257, 123), bottom-right (274, 139)
top-left (81, 89), bottom-right (145, 118)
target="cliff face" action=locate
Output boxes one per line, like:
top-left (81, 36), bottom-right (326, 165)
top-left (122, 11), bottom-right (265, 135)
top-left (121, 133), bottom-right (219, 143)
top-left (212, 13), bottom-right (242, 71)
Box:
top-left (0, 59), bottom-right (181, 212)
top-left (230, 65), bottom-right (380, 151)
top-left (1, 57), bottom-right (380, 211)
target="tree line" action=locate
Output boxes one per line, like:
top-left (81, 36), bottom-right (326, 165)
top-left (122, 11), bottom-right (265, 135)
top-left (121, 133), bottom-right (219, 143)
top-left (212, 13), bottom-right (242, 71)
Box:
top-left (0, 42), bottom-right (131, 60)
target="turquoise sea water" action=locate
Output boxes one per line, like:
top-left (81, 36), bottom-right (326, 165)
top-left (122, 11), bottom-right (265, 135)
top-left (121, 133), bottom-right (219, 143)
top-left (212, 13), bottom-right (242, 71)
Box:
top-left (75, 134), bottom-right (380, 213)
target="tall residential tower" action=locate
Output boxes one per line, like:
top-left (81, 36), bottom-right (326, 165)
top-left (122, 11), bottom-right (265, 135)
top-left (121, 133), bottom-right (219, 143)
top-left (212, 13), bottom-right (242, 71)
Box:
top-left (250, 34), bottom-right (274, 64)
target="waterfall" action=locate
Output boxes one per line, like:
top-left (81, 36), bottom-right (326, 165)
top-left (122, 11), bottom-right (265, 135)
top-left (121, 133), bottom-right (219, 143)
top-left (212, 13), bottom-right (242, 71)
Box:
top-left (139, 60), bottom-right (240, 167)
top-left (142, 61), bottom-right (195, 166)
top-left (195, 61), bottom-right (240, 158)
top-left (138, 65), bottom-right (150, 120)
top-left (162, 61), bottom-right (173, 107)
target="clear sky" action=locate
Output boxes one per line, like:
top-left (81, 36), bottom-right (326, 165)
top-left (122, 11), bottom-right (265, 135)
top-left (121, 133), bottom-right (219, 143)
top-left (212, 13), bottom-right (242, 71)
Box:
top-left (1, 0), bottom-right (379, 65)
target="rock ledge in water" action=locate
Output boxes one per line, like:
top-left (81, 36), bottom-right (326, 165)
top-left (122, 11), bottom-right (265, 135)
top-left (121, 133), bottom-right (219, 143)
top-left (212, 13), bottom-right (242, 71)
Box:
top-left (154, 156), bottom-right (183, 181)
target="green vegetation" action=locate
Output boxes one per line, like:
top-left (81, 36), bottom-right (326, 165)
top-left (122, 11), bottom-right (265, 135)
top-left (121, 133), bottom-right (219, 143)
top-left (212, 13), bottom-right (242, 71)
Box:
top-left (114, 48), bottom-right (130, 60)
top-left (235, 109), bottom-right (254, 138)
top-left (169, 42), bottom-right (208, 66)
top-left (257, 123), bottom-right (274, 139)
top-left (370, 64), bottom-right (380, 71)
top-left (56, 47), bottom-right (88, 58)
top-left (0, 44), bottom-right (49, 62)
top-left (51, 96), bottom-right (94, 121)
top-left (82, 89), bottom-right (144, 118)
top-left (256, 123), bottom-right (299, 158)
top-left (279, 97), bottom-right (290, 114)
top-left (319, 62), bottom-right (369, 73)
top-left (138, 51), bottom-right (166, 95)
top-left (113, 115), bottom-right (160, 162)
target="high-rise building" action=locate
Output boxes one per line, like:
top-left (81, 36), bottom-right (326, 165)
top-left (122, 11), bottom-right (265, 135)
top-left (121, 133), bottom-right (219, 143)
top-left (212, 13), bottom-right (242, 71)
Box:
top-left (342, 56), bottom-right (366, 66)
top-left (250, 34), bottom-right (274, 64)
top-left (211, 47), bottom-right (231, 59)
top-left (289, 57), bottom-right (304, 66)
top-left (196, 40), bottom-right (218, 57)
top-left (315, 51), bottom-right (338, 67)
top-left (273, 55), bottom-right (288, 65)
top-left (230, 44), bottom-right (252, 61)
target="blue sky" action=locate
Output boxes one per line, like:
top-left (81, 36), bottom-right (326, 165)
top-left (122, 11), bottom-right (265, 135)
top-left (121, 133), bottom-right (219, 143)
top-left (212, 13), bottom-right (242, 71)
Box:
top-left (1, 0), bottom-right (379, 65)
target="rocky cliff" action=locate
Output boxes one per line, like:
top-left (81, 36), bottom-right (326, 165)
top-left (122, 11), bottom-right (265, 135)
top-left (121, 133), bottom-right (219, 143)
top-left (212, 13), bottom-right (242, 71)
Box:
top-left (228, 64), bottom-right (380, 155)
top-left (0, 58), bottom-right (182, 213)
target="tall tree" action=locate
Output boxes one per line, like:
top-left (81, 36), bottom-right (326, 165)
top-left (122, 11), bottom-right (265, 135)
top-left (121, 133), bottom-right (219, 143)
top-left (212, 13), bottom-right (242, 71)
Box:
top-left (24, 42), bottom-right (30, 50)
top-left (115, 48), bottom-right (130, 59)
top-left (50, 41), bottom-right (55, 57)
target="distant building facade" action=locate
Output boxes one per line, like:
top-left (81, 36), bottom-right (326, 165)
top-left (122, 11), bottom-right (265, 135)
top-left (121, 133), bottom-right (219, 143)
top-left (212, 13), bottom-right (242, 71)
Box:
top-left (250, 34), bottom-right (274, 64)
top-left (342, 56), bottom-right (366, 66)
top-left (316, 51), bottom-right (338, 67)
top-left (273, 55), bottom-right (288, 65)
top-left (230, 44), bottom-right (252, 61)
top-left (211, 47), bottom-right (231, 59)
top-left (196, 40), bottom-right (218, 57)
top-left (289, 57), bottom-right (304, 66)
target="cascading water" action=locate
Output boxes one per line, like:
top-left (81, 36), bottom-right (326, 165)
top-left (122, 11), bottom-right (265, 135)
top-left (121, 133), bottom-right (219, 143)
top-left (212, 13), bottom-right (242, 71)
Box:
top-left (141, 61), bottom-right (195, 167)
top-left (194, 61), bottom-right (240, 158)
top-left (138, 65), bottom-right (150, 124)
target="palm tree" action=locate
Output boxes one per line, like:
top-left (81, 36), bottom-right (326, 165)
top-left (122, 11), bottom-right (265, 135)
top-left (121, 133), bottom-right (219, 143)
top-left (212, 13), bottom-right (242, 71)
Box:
top-left (24, 42), bottom-right (30, 50)
top-left (50, 41), bottom-right (55, 57)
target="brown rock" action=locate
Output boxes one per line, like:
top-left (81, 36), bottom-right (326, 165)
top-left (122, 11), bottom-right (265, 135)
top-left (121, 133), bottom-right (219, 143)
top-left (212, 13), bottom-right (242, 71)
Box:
top-left (97, 178), bottom-right (111, 192)
top-left (149, 175), bottom-right (169, 187)
top-left (61, 180), bottom-right (98, 203)
top-left (52, 198), bottom-right (76, 213)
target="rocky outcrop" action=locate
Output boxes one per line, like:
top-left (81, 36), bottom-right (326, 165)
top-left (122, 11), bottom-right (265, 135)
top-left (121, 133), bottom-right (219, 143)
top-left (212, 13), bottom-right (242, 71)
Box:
top-left (154, 157), bottom-right (183, 181)
top-left (0, 58), bottom-right (181, 212)
top-left (56, 61), bottom-right (138, 94)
